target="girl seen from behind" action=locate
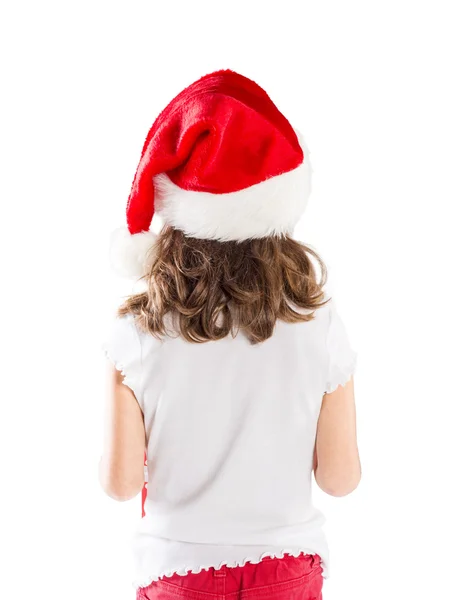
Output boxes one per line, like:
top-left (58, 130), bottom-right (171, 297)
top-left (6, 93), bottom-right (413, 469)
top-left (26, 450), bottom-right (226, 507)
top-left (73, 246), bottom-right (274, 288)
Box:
top-left (100, 69), bottom-right (360, 600)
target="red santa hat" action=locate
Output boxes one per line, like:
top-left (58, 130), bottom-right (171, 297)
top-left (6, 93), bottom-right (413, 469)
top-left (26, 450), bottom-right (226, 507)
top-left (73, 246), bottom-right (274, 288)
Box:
top-left (110, 69), bottom-right (313, 278)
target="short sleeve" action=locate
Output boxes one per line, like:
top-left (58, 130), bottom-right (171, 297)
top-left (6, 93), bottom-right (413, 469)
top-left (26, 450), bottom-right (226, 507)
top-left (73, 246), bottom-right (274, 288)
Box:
top-left (324, 299), bottom-right (358, 394)
top-left (102, 313), bottom-right (143, 405)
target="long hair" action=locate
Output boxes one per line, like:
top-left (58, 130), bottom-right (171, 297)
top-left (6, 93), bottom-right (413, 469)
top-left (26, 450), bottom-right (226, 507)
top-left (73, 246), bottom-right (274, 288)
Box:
top-left (118, 225), bottom-right (330, 344)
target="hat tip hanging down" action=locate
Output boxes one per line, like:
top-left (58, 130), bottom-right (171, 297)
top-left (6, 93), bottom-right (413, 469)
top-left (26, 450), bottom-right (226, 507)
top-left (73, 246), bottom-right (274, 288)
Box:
top-left (109, 69), bottom-right (312, 279)
top-left (109, 227), bottom-right (158, 279)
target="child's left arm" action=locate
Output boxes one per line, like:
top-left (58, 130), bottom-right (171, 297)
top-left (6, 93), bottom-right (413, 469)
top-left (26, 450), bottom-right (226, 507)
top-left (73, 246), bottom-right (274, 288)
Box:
top-left (99, 314), bottom-right (146, 501)
top-left (99, 363), bottom-right (145, 501)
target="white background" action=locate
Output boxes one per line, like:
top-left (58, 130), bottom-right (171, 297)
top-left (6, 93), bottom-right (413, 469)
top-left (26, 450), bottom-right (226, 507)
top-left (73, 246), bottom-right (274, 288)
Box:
top-left (1, 1), bottom-right (454, 598)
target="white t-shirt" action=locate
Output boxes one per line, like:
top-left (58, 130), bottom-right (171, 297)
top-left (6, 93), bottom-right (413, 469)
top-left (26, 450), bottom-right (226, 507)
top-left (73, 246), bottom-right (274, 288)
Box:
top-left (102, 292), bottom-right (357, 590)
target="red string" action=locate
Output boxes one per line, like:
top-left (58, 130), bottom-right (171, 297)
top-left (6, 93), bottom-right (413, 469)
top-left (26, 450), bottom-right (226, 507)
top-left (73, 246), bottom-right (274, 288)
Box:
top-left (142, 451), bottom-right (147, 518)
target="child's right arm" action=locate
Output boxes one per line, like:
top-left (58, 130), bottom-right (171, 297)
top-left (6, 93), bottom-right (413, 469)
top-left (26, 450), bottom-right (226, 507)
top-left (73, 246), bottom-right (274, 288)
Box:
top-left (314, 377), bottom-right (361, 496)
top-left (313, 296), bottom-right (360, 496)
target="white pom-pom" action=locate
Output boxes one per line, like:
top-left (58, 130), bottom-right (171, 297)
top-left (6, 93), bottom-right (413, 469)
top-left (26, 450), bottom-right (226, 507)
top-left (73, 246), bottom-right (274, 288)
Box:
top-left (109, 227), bottom-right (158, 278)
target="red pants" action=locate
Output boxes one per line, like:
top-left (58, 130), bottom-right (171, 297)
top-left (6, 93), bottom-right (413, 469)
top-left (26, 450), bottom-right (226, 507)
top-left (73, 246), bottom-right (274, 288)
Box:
top-left (137, 552), bottom-right (323, 600)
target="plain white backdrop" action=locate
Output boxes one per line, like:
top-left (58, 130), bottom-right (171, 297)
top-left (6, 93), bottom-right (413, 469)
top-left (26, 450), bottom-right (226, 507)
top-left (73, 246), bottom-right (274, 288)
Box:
top-left (1, 1), bottom-right (454, 598)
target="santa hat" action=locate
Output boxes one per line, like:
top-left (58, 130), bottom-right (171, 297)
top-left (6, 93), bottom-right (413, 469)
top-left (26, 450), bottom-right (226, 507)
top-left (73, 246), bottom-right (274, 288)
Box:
top-left (110, 69), bottom-right (313, 278)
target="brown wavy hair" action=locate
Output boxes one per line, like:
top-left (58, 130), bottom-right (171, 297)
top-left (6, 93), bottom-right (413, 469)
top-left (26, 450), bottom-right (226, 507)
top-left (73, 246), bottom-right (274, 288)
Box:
top-left (118, 225), bottom-right (330, 344)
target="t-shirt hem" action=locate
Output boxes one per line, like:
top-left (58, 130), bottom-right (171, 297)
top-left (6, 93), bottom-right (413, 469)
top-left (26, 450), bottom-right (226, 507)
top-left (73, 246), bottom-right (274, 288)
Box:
top-left (132, 547), bottom-right (329, 590)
